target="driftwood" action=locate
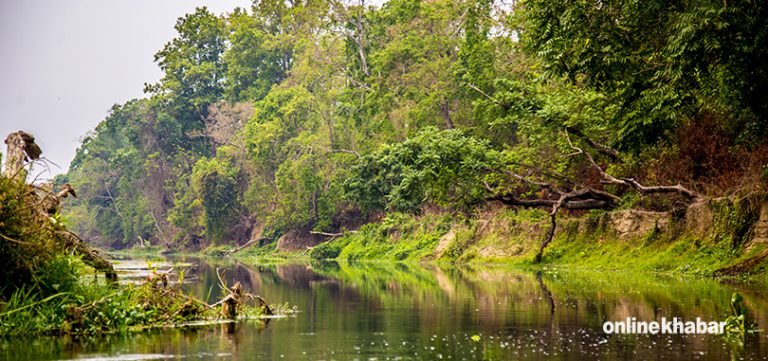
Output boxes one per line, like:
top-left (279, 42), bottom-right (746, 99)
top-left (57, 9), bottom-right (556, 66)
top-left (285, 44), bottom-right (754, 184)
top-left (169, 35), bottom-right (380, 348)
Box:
top-left (220, 281), bottom-right (244, 319)
top-left (213, 269), bottom-right (272, 319)
top-left (59, 230), bottom-right (118, 282)
top-left (39, 183), bottom-right (77, 215)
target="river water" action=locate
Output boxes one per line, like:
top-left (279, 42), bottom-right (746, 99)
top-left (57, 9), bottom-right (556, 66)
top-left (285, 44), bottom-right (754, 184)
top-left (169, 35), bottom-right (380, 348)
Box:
top-left (4, 258), bottom-right (768, 360)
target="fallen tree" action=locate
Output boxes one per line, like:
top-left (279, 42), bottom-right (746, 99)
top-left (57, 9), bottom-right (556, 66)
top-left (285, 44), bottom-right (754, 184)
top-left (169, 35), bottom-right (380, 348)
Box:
top-left (484, 131), bottom-right (702, 263)
top-left (343, 127), bottom-right (704, 263)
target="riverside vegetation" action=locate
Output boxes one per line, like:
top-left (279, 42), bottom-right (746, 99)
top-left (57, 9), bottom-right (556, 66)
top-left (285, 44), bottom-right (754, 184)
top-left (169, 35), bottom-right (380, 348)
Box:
top-left (56, 0), bottom-right (768, 274)
top-left (0, 144), bottom-right (277, 336)
top-left (2, 0), bottom-right (768, 338)
top-left (3, 0), bottom-right (767, 348)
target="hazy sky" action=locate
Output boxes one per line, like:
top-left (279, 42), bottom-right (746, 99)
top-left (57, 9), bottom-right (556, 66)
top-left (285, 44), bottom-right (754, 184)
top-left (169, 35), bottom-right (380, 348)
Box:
top-left (0, 0), bottom-right (251, 178)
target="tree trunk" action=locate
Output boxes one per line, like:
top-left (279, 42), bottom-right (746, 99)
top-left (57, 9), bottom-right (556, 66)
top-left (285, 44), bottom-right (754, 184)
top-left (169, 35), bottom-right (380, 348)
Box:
top-left (60, 230), bottom-right (118, 283)
top-left (4, 131), bottom-right (33, 180)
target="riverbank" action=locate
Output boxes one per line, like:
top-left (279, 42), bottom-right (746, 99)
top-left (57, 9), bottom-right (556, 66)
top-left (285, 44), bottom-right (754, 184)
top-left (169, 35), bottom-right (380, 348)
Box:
top-left (0, 142), bottom-right (282, 337)
top-left (305, 192), bottom-right (768, 278)
top-left (108, 191), bottom-right (768, 279)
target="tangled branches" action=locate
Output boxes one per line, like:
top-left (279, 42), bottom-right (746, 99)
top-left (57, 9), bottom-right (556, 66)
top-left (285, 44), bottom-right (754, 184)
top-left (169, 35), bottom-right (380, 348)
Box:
top-left (485, 129), bottom-right (702, 262)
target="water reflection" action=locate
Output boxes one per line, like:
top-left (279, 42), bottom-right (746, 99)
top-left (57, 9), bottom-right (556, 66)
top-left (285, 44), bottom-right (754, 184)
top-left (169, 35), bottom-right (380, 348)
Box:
top-left (3, 260), bottom-right (767, 360)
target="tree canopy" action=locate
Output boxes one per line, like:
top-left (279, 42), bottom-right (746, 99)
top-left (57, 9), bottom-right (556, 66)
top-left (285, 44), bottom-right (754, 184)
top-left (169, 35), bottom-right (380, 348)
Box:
top-left (62, 0), bottom-right (768, 249)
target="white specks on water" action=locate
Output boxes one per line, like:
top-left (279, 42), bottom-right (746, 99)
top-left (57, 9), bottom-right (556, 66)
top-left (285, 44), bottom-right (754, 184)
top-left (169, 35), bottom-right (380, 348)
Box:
top-left (61, 355), bottom-right (176, 361)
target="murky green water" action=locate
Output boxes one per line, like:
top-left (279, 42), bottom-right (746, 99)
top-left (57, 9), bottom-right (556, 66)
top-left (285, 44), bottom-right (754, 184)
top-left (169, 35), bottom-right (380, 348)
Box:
top-left (3, 259), bottom-right (768, 360)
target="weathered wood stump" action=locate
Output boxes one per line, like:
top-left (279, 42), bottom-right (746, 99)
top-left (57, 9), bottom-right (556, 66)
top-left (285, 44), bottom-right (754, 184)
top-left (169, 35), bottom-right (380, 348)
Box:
top-left (3, 131), bottom-right (41, 180)
top-left (2, 130), bottom-right (117, 283)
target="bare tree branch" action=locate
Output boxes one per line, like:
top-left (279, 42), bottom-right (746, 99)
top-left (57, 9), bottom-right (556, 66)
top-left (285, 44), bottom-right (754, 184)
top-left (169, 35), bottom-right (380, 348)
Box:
top-left (467, 83), bottom-right (505, 108)
top-left (566, 133), bottom-right (701, 201)
top-left (310, 231), bottom-right (350, 237)
top-left (225, 237), bottom-right (271, 256)
top-left (327, 149), bottom-right (361, 157)
top-left (565, 126), bottom-right (620, 162)
top-left (620, 178), bottom-right (700, 200)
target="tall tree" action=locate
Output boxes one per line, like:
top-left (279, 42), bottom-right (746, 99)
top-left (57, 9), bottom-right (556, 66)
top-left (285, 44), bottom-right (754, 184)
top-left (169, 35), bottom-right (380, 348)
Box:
top-left (146, 7), bottom-right (228, 120)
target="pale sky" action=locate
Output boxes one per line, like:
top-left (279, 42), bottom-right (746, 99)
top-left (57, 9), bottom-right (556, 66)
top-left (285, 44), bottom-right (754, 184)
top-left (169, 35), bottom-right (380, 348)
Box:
top-left (0, 0), bottom-right (251, 178)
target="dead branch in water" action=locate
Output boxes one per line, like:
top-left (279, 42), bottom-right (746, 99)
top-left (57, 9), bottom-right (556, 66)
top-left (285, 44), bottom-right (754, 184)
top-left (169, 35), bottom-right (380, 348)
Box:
top-left (212, 268), bottom-right (272, 318)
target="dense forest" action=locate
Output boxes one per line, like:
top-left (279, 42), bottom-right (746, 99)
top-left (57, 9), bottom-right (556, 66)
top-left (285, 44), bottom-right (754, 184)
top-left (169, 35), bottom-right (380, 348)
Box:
top-left (58, 0), bottom-right (768, 257)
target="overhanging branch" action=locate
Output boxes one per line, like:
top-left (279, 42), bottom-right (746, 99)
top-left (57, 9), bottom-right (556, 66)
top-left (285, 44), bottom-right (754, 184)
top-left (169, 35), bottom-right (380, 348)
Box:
top-left (566, 133), bottom-right (701, 201)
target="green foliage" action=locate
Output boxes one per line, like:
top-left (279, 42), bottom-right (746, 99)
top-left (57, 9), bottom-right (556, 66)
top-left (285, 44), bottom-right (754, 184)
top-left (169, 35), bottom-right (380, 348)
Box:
top-left (191, 154), bottom-right (244, 244)
top-left (0, 269), bottom-right (227, 336)
top-left (723, 292), bottom-right (759, 346)
top-left (146, 7), bottom-right (227, 117)
top-left (709, 197), bottom-right (760, 250)
top-left (0, 177), bottom-right (72, 294)
top-left (0, 176), bottom-right (224, 336)
top-left (66, 99), bottom-right (195, 248)
top-left (311, 212), bottom-right (453, 261)
top-left (223, 4), bottom-right (297, 101)
top-left (345, 128), bottom-right (494, 213)
top-left (522, 0), bottom-right (768, 150)
top-left (242, 83), bottom-right (353, 232)
top-left (166, 172), bottom-right (204, 240)
top-left (61, 0), bottom-right (768, 258)
top-left (351, 0), bottom-right (475, 134)
top-left (309, 240), bottom-right (346, 260)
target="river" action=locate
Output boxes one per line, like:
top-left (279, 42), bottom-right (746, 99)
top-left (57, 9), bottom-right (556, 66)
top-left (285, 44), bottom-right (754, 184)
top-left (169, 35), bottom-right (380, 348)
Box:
top-left (3, 258), bottom-right (768, 360)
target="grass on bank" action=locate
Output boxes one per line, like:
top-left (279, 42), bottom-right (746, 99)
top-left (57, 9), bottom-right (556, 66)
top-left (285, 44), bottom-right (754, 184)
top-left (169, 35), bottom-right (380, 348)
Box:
top-left (305, 198), bottom-right (768, 279)
top-left (104, 192), bottom-right (768, 280)
top-left (0, 254), bottom-right (274, 337)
